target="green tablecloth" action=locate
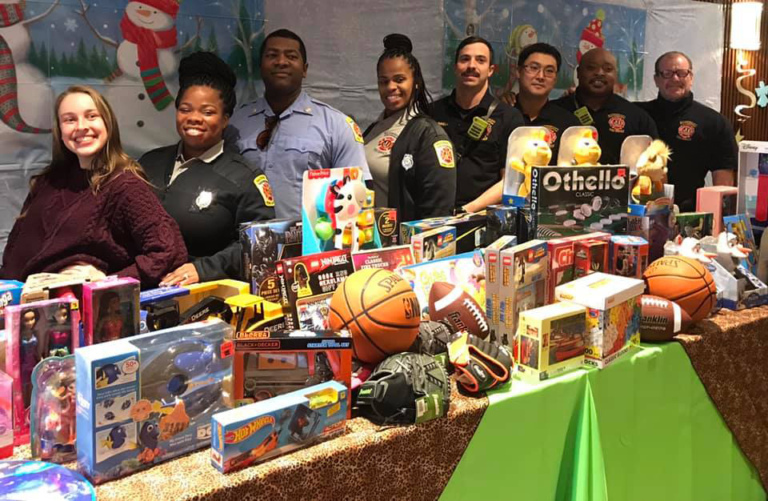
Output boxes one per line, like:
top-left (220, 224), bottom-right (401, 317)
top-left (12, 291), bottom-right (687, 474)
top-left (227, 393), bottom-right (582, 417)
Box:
top-left (441, 343), bottom-right (766, 501)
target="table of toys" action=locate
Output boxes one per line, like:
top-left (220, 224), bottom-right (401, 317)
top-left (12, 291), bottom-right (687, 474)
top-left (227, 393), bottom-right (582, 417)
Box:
top-left (0, 135), bottom-right (766, 500)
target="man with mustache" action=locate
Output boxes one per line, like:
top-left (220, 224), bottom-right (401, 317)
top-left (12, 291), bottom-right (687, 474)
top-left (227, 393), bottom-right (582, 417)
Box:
top-left (431, 36), bottom-right (525, 213)
top-left (636, 51), bottom-right (737, 212)
top-left (551, 48), bottom-right (657, 165)
top-left (225, 29), bottom-right (370, 219)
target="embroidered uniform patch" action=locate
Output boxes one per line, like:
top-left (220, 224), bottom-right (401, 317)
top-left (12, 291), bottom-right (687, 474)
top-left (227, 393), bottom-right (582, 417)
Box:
top-left (377, 135), bottom-right (396, 153)
top-left (607, 114), bottom-right (626, 133)
top-left (677, 120), bottom-right (697, 141)
top-left (346, 116), bottom-right (364, 143)
top-left (433, 140), bottom-right (455, 168)
top-left (254, 174), bottom-right (275, 207)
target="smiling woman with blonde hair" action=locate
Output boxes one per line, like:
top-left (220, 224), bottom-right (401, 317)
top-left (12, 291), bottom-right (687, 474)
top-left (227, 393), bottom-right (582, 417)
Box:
top-left (0, 85), bottom-right (187, 287)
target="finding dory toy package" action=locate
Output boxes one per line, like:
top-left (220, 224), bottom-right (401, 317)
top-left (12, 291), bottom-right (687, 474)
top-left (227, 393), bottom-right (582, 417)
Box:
top-left (211, 381), bottom-right (347, 473)
top-left (76, 319), bottom-right (233, 484)
top-left (31, 356), bottom-right (76, 463)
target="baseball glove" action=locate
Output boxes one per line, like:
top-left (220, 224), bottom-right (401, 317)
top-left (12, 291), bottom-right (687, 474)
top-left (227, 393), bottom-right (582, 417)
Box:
top-left (448, 331), bottom-right (512, 394)
top-left (410, 320), bottom-right (453, 356)
top-left (356, 352), bottom-right (450, 425)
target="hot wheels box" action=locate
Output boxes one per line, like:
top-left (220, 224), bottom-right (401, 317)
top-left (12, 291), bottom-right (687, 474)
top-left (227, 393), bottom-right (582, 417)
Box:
top-left (352, 245), bottom-right (414, 272)
top-left (498, 240), bottom-right (548, 347)
top-left (76, 319), bottom-right (233, 484)
top-left (411, 226), bottom-right (456, 263)
top-left (211, 381), bottom-right (347, 473)
top-left (240, 219), bottom-right (302, 304)
top-left (609, 235), bottom-right (649, 278)
top-left (231, 330), bottom-right (352, 417)
top-left (529, 165), bottom-right (630, 239)
top-left (515, 302), bottom-right (587, 382)
top-left (83, 278), bottom-right (140, 345)
top-left (555, 273), bottom-right (643, 368)
top-left (6, 298), bottom-right (79, 444)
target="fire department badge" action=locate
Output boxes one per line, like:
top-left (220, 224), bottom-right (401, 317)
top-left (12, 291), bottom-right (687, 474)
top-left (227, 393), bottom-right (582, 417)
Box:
top-left (607, 114), bottom-right (626, 133)
top-left (433, 140), bottom-right (455, 168)
top-left (677, 121), bottom-right (697, 141)
top-left (254, 174), bottom-right (275, 207)
top-left (346, 116), bottom-right (364, 143)
top-left (377, 135), bottom-right (396, 153)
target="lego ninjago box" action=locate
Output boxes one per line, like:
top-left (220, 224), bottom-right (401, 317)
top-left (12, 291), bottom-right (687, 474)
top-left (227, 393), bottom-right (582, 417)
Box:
top-left (529, 166), bottom-right (630, 239)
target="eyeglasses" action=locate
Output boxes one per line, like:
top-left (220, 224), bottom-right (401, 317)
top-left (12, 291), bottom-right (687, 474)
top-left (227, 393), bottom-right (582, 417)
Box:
top-left (657, 69), bottom-right (692, 79)
top-left (256, 115), bottom-right (279, 150)
top-left (521, 63), bottom-right (558, 78)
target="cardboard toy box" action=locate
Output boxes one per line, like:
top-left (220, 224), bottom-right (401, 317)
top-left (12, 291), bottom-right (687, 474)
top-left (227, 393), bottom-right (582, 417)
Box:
top-left (411, 226), bottom-right (456, 263)
top-left (374, 208), bottom-right (399, 247)
top-left (83, 278), bottom-right (140, 345)
top-left (484, 205), bottom-right (518, 246)
top-left (547, 232), bottom-right (612, 303)
top-left (627, 202), bottom-right (675, 262)
top-left (697, 186), bottom-right (738, 236)
top-left (0, 281), bottom-right (23, 331)
top-left (352, 245), bottom-right (414, 272)
top-left (554, 273), bottom-right (643, 368)
top-left (673, 212), bottom-right (713, 240)
top-left (400, 212), bottom-right (486, 253)
top-left (240, 219), bottom-right (302, 304)
top-left (0, 370), bottom-right (11, 458)
top-left (574, 240), bottom-right (608, 279)
top-left (498, 240), bottom-right (548, 347)
top-left (484, 236), bottom-right (518, 343)
top-left (230, 330), bottom-right (352, 416)
top-left (76, 319), bottom-right (233, 484)
top-left (736, 140), bottom-right (768, 237)
top-left (529, 165), bottom-right (630, 239)
top-left (609, 236), bottom-right (649, 278)
top-left (515, 302), bottom-right (587, 382)
top-left (211, 381), bottom-right (347, 473)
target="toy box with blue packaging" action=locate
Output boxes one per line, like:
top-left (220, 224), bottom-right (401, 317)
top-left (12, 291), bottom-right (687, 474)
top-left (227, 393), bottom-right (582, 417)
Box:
top-left (76, 319), bottom-right (234, 484)
top-left (411, 226), bottom-right (456, 263)
top-left (627, 200), bottom-right (675, 262)
top-left (302, 167), bottom-right (377, 254)
top-left (83, 278), bottom-right (140, 345)
top-left (240, 219), bottom-right (302, 304)
top-left (0, 280), bottom-right (22, 330)
top-left (736, 140), bottom-right (768, 238)
top-left (211, 381), bottom-right (348, 473)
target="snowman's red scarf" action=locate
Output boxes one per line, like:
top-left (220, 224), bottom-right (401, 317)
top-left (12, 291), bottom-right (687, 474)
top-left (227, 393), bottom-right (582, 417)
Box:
top-left (120, 14), bottom-right (176, 110)
top-left (0, 3), bottom-right (48, 133)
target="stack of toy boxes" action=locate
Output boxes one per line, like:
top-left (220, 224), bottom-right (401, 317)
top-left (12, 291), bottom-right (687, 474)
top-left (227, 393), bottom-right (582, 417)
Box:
top-left (211, 381), bottom-right (348, 473)
top-left (497, 240), bottom-right (548, 347)
top-left (609, 236), bottom-right (649, 278)
top-left (515, 302), bottom-right (587, 382)
top-left (484, 236), bottom-right (518, 343)
top-left (411, 226), bottom-right (456, 263)
top-left (555, 272), bottom-right (643, 368)
top-left (547, 232), bottom-right (611, 302)
top-left (697, 186), bottom-right (738, 236)
top-left (230, 330), bottom-right (352, 416)
top-left (76, 319), bottom-right (233, 484)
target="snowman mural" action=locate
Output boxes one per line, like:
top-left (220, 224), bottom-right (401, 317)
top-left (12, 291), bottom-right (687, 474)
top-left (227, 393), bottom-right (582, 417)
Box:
top-left (573, 10), bottom-right (605, 87)
top-left (79, 0), bottom-right (199, 155)
top-left (500, 24), bottom-right (538, 97)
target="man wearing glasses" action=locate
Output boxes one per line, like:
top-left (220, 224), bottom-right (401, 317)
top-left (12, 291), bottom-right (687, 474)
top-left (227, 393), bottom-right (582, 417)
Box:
top-left (637, 51), bottom-right (737, 212)
top-left (225, 29), bottom-right (369, 219)
top-left (514, 43), bottom-right (579, 163)
top-left (551, 48), bottom-right (657, 165)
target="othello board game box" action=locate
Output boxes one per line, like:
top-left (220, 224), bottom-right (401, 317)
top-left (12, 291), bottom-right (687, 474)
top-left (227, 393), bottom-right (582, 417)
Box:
top-left (529, 165), bottom-right (630, 239)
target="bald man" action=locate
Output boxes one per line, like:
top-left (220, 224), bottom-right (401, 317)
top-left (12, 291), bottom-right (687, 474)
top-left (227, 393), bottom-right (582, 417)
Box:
top-left (551, 48), bottom-right (658, 165)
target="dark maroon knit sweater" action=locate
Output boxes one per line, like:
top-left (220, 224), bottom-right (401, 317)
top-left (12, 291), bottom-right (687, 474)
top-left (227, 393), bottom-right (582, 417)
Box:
top-left (0, 162), bottom-right (187, 288)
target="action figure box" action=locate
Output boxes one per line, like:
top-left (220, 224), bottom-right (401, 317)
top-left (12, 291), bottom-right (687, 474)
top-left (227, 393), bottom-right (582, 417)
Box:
top-left (352, 245), bottom-right (415, 272)
top-left (609, 236), bottom-right (649, 278)
top-left (0, 371), bottom-right (12, 458)
top-left (627, 201), bottom-right (675, 262)
top-left (5, 298), bottom-right (79, 444)
top-left (574, 240), bottom-right (608, 279)
top-left (724, 214), bottom-right (759, 274)
top-left (302, 167), bottom-right (377, 255)
top-left (697, 186), bottom-right (738, 236)
top-left (276, 250), bottom-right (353, 331)
top-left (230, 330), bottom-right (352, 417)
top-left (484, 205), bottom-right (518, 246)
top-left (0, 281), bottom-right (22, 330)
top-left (400, 212), bottom-right (486, 253)
top-left (83, 278), bottom-right (140, 345)
top-left (411, 226), bottom-right (456, 263)
top-left (555, 273), bottom-right (643, 368)
top-left (398, 250), bottom-right (485, 321)
top-left (673, 212), bottom-right (713, 240)
top-left (76, 319), bottom-right (233, 484)
top-left (484, 235), bottom-right (518, 343)
top-left (547, 232), bottom-right (612, 303)
top-left (736, 140), bottom-right (768, 237)
top-left (498, 240), bottom-right (548, 347)
top-left (374, 208), bottom-right (399, 247)
top-left (529, 165), bottom-right (630, 239)
top-left (211, 381), bottom-right (347, 473)
top-left (515, 302), bottom-right (587, 382)
top-left (240, 219), bottom-right (302, 304)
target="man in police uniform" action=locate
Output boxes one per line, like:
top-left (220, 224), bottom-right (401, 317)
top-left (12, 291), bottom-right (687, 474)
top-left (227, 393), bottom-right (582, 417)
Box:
top-left (431, 36), bottom-right (525, 213)
top-left (551, 48), bottom-right (658, 165)
top-left (225, 29), bottom-right (370, 219)
top-left (637, 51), bottom-right (737, 212)
top-left (514, 43), bottom-right (580, 163)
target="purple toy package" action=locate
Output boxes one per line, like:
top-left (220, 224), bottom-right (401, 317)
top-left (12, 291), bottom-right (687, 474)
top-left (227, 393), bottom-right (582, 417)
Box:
top-left (83, 278), bottom-right (140, 345)
top-left (5, 298), bottom-right (79, 444)
top-left (0, 370), bottom-right (12, 458)
top-left (31, 356), bottom-right (76, 463)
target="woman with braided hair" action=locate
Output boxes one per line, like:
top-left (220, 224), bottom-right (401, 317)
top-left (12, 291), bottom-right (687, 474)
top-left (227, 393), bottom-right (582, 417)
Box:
top-left (363, 34), bottom-right (456, 222)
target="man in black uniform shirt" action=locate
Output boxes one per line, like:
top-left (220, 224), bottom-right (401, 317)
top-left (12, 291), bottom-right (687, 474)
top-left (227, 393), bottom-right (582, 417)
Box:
top-left (551, 48), bottom-right (658, 165)
top-left (637, 51), bottom-right (737, 212)
top-left (431, 36), bottom-right (525, 213)
top-left (514, 43), bottom-right (580, 163)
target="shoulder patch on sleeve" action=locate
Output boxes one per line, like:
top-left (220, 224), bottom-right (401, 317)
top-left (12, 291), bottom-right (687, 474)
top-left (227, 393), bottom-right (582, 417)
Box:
top-left (433, 140), bottom-right (455, 168)
top-left (254, 174), bottom-right (275, 207)
top-left (345, 116), bottom-right (364, 143)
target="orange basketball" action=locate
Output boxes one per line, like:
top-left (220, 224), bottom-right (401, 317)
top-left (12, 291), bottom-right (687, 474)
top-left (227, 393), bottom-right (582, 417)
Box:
top-left (643, 256), bottom-right (717, 323)
top-left (329, 268), bottom-right (420, 364)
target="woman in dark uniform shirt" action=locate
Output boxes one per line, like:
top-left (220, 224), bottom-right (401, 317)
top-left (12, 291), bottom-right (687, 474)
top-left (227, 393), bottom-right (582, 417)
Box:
top-left (139, 52), bottom-right (275, 286)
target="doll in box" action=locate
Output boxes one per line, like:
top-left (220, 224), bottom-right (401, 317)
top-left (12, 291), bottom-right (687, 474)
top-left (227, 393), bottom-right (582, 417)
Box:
top-left (48, 305), bottom-right (72, 357)
top-left (96, 292), bottom-right (125, 343)
top-left (31, 357), bottom-right (76, 463)
top-left (20, 308), bottom-right (42, 406)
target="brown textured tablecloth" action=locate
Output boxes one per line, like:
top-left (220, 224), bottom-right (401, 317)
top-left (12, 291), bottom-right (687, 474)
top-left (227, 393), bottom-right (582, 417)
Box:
top-left (12, 380), bottom-right (487, 501)
top-left (676, 305), bottom-right (768, 493)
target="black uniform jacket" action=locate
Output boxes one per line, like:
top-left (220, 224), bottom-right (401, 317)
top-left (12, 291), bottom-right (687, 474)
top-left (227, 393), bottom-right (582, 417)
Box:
top-left (140, 144), bottom-right (275, 281)
top-left (637, 93), bottom-right (738, 212)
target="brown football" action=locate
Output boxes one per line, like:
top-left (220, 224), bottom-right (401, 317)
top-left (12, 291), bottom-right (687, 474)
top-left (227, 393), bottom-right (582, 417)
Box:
top-left (639, 295), bottom-right (693, 342)
top-left (428, 282), bottom-right (489, 339)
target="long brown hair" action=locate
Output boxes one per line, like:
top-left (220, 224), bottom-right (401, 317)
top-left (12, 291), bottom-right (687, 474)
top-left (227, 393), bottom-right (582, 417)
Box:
top-left (34, 85), bottom-right (146, 192)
